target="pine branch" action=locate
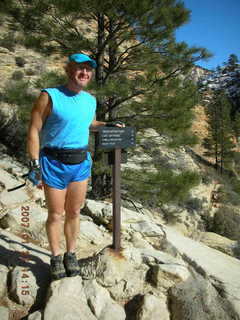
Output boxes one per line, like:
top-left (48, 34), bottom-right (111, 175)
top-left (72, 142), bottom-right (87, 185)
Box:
top-left (107, 90), bottom-right (145, 112)
top-left (54, 39), bottom-right (70, 49)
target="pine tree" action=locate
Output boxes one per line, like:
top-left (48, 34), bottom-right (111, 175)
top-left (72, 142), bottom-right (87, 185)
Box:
top-left (225, 54), bottom-right (239, 72)
top-left (232, 111), bottom-right (240, 144)
top-left (122, 167), bottom-right (200, 208)
top-left (3, 0), bottom-right (211, 197)
top-left (203, 90), bottom-right (235, 173)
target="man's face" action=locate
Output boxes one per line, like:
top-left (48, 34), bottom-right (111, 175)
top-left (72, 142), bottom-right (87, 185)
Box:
top-left (67, 61), bottom-right (93, 88)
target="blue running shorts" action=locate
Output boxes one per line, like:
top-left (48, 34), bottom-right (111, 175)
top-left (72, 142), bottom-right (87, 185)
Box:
top-left (40, 150), bottom-right (92, 189)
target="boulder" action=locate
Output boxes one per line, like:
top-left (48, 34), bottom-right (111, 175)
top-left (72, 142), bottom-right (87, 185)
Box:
top-left (83, 279), bottom-right (126, 320)
top-left (85, 199), bottom-right (165, 241)
top-left (163, 225), bottom-right (240, 316)
top-left (28, 311), bottom-right (42, 320)
top-left (130, 232), bottom-right (155, 249)
top-left (0, 229), bottom-right (51, 309)
top-left (169, 272), bottom-right (238, 320)
top-left (130, 220), bottom-right (165, 237)
top-left (199, 231), bottom-right (237, 257)
top-left (4, 204), bottom-right (48, 234)
top-left (44, 277), bottom-right (97, 320)
top-left (96, 247), bottom-right (146, 300)
top-left (10, 266), bottom-right (38, 306)
top-left (0, 265), bottom-right (9, 298)
top-left (148, 264), bottom-right (190, 290)
top-left (136, 294), bottom-right (170, 320)
top-left (80, 220), bottom-right (106, 244)
top-left (139, 248), bottom-right (185, 266)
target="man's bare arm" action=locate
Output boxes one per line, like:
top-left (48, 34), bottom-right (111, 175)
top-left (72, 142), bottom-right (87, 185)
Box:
top-left (26, 92), bottom-right (51, 160)
top-left (90, 120), bottom-right (125, 132)
top-left (90, 120), bottom-right (106, 132)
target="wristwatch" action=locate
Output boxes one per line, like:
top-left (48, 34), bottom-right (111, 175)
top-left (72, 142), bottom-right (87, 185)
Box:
top-left (29, 159), bottom-right (40, 168)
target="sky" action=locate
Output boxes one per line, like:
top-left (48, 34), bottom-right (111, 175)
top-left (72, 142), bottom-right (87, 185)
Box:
top-left (175, 0), bottom-right (240, 70)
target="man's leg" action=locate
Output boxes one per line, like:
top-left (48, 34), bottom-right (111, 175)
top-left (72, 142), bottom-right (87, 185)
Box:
top-left (63, 179), bottom-right (88, 276)
top-left (64, 179), bottom-right (88, 252)
top-left (44, 183), bottom-right (67, 256)
top-left (43, 183), bottom-right (67, 280)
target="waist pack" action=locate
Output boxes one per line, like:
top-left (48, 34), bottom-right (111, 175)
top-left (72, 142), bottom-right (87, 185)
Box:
top-left (43, 147), bottom-right (88, 164)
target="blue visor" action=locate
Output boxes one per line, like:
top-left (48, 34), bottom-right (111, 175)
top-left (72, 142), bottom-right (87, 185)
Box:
top-left (68, 53), bottom-right (97, 68)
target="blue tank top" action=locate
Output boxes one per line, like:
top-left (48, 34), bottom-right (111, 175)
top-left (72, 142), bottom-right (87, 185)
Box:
top-left (40, 86), bottom-right (96, 149)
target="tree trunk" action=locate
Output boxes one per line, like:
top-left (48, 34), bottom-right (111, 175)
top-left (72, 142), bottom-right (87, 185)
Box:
top-left (91, 13), bottom-right (111, 199)
top-left (220, 104), bottom-right (224, 174)
top-left (214, 104), bottom-right (219, 171)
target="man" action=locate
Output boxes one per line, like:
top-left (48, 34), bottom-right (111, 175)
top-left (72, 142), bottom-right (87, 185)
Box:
top-left (27, 53), bottom-right (123, 280)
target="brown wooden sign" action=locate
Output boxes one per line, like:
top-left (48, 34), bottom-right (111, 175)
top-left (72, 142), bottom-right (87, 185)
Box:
top-left (96, 126), bottom-right (136, 252)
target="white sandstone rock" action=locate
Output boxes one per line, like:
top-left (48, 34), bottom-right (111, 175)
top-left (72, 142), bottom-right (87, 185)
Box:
top-left (136, 294), bottom-right (170, 320)
top-left (83, 279), bottom-right (126, 320)
top-left (44, 277), bottom-right (97, 320)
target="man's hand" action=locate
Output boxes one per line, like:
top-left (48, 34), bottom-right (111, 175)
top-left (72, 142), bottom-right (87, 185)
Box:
top-left (106, 121), bottom-right (125, 128)
top-left (28, 160), bottom-right (42, 188)
top-left (90, 119), bottom-right (125, 132)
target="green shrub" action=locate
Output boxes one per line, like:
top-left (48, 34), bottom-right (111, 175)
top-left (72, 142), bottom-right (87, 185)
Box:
top-left (201, 166), bottom-right (240, 206)
top-left (2, 80), bottom-right (35, 123)
top-left (34, 71), bottom-right (66, 89)
top-left (0, 32), bottom-right (17, 52)
top-left (230, 176), bottom-right (240, 195)
top-left (15, 56), bottom-right (26, 67)
top-left (122, 168), bottom-right (200, 208)
top-left (25, 68), bottom-right (36, 76)
top-left (11, 71), bottom-right (24, 81)
top-left (201, 174), bottom-right (213, 185)
top-left (185, 197), bottom-right (206, 212)
top-left (232, 241), bottom-right (240, 259)
top-left (211, 206), bottom-right (240, 240)
top-left (0, 79), bottom-right (37, 156)
top-left (233, 152), bottom-right (240, 171)
top-left (216, 176), bottom-right (240, 206)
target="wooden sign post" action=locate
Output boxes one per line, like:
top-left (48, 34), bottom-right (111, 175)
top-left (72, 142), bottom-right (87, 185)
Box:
top-left (98, 127), bottom-right (136, 251)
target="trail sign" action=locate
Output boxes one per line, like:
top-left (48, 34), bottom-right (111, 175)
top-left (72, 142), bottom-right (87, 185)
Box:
top-left (98, 127), bottom-right (136, 149)
top-left (96, 126), bottom-right (136, 252)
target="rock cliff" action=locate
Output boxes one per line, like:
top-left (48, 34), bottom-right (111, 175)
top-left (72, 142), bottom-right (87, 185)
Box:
top-left (0, 145), bottom-right (240, 320)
